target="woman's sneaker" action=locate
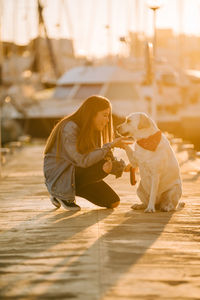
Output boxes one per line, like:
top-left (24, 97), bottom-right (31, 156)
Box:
top-left (50, 196), bottom-right (61, 208)
top-left (57, 199), bottom-right (81, 211)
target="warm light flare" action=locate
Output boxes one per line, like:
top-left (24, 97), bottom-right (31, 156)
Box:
top-left (147, 0), bottom-right (164, 9)
top-left (1, 0), bottom-right (200, 58)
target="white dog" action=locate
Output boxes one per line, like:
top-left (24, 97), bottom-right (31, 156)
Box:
top-left (117, 112), bottom-right (183, 213)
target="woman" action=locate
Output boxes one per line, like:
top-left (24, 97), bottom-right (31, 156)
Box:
top-left (43, 95), bottom-right (130, 211)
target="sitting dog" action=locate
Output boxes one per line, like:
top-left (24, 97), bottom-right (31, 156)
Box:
top-left (117, 112), bottom-right (183, 213)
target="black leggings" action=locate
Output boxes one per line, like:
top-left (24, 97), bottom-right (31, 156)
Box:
top-left (75, 160), bottom-right (120, 208)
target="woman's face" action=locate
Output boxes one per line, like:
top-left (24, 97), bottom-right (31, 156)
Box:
top-left (93, 107), bottom-right (110, 131)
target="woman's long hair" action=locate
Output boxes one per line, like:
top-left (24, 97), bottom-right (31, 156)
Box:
top-left (44, 95), bottom-right (113, 156)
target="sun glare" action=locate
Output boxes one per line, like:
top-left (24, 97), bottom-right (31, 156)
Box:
top-left (2, 0), bottom-right (200, 57)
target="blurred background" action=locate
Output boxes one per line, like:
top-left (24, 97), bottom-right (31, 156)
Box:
top-left (1, 0), bottom-right (200, 149)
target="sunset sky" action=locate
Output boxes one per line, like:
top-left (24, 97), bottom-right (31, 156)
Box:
top-left (2, 0), bottom-right (200, 57)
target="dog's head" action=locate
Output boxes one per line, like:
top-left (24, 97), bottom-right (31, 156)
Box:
top-left (117, 112), bottom-right (157, 140)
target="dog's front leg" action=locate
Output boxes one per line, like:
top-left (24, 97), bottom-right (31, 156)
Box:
top-left (145, 174), bottom-right (159, 213)
top-left (124, 145), bottom-right (137, 168)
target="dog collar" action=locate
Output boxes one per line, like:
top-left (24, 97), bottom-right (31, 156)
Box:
top-left (137, 131), bottom-right (162, 151)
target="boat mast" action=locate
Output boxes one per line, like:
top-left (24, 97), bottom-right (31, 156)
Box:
top-left (85, 0), bottom-right (96, 58)
top-left (178, 0), bottom-right (183, 71)
top-left (62, 0), bottom-right (74, 46)
top-left (0, 0), bottom-right (3, 177)
top-left (106, 0), bottom-right (112, 58)
top-left (135, 0), bottom-right (139, 57)
top-left (37, 0), bottom-right (60, 78)
top-left (0, 0), bottom-right (2, 85)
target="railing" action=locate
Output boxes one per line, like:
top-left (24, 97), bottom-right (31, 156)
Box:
top-left (0, 135), bottom-right (31, 178)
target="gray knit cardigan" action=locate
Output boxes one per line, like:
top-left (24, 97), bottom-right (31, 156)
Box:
top-left (43, 121), bottom-right (113, 202)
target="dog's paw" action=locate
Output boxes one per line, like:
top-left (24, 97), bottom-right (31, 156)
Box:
top-left (160, 202), bottom-right (176, 212)
top-left (177, 201), bottom-right (185, 209)
top-left (131, 203), bottom-right (146, 210)
top-left (160, 206), bottom-right (171, 212)
top-left (144, 206), bottom-right (155, 213)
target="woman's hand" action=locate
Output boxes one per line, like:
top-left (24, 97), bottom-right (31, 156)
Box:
top-left (124, 163), bottom-right (132, 172)
top-left (111, 137), bottom-right (133, 149)
top-left (103, 160), bottom-right (112, 173)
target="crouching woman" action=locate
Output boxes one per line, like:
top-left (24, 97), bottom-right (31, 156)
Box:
top-left (43, 95), bottom-right (129, 211)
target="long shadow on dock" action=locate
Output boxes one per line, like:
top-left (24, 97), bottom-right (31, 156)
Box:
top-left (0, 208), bottom-right (113, 299)
top-left (3, 208), bottom-right (174, 300)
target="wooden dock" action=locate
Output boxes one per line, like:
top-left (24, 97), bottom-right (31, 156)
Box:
top-left (0, 141), bottom-right (200, 300)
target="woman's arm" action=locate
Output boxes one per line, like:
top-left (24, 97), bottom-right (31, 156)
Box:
top-left (63, 121), bottom-right (112, 168)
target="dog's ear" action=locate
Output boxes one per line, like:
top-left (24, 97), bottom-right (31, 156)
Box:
top-left (138, 114), bottom-right (151, 130)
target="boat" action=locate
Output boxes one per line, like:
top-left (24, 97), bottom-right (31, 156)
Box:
top-left (2, 64), bottom-right (149, 137)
